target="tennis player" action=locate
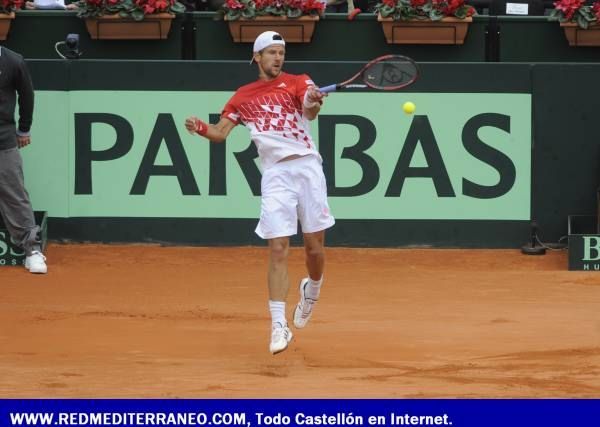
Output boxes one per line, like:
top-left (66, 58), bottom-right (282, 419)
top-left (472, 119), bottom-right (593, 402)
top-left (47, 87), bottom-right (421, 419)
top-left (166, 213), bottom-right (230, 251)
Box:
top-left (185, 31), bottom-right (334, 355)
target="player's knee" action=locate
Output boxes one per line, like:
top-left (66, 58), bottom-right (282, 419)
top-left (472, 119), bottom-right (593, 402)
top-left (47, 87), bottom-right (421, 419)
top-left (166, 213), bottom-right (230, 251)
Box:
top-left (305, 244), bottom-right (324, 260)
top-left (270, 241), bottom-right (289, 263)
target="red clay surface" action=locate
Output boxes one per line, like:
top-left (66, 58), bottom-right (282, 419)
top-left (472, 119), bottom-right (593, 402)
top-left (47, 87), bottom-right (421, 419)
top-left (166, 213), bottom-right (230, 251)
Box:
top-left (1, 244), bottom-right (599, 397)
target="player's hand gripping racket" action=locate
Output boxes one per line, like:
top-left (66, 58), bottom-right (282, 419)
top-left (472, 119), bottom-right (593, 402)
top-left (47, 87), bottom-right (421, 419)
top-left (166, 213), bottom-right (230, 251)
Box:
top-left (319, 55), bottom-right (419, 93)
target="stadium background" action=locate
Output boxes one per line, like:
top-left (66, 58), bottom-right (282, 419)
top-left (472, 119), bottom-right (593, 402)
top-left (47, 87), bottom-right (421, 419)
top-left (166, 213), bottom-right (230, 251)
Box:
top-left (1, 10), bottom-right (600, 398)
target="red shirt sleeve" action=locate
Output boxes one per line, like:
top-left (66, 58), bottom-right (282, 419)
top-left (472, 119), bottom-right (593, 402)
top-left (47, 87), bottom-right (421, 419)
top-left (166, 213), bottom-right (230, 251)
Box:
top-left (221, 95), bottom-right (241, 125)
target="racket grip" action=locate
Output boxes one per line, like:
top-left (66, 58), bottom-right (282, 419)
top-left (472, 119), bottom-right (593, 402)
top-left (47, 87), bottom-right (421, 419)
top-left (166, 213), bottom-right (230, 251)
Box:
top-left (319, 84), bottom-right (338, 93)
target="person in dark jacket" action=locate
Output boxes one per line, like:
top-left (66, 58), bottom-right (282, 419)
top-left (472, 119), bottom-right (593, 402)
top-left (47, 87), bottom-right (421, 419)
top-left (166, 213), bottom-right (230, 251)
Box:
top-left (0, 46), bottom-right (47, 274)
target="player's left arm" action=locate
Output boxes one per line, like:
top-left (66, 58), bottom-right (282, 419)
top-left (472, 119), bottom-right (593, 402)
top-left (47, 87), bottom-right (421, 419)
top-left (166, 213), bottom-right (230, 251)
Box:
top-left (185, 116), bottom-right (236, 143)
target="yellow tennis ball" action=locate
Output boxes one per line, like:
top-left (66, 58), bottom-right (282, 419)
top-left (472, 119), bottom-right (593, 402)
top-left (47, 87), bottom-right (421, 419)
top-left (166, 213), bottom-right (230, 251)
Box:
top-left (403, 101), bottom-right (416, 114)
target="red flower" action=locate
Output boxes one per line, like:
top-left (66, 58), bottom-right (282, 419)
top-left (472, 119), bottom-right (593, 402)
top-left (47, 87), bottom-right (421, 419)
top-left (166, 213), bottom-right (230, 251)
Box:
top-left (224, 0), bottom-right (245, 9)
top-left (302, 0), bottom-right (325, 13)
top-left (255, 0), bottom-right (274, 9)
top-left (224, 0), bottom-right (324, 17)
top-left (593, 1), bottom-right (600, 20)
top-left (155, 0), bottom-right (168, 10)
top-left (446, 0), bottom-right (463, 14)
top-left (553, 0), bottom-right (585, 20)
top-left (77, 0), bottom-right (184, 19)
top-left (1, 0), bottom-right (24, 9)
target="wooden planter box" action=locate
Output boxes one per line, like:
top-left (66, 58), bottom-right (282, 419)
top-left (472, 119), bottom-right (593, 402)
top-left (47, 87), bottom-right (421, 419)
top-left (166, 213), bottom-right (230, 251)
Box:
top-left (0, 12), bottom-right (15, 41)
top-left (226, 15), bottom-right (319, 43)
top-left (85, 13), bottom-right (175, 40)
top-left (378, 15), bottom-right (472, 45)
top-left (560, 22), bottom-right (600, 47)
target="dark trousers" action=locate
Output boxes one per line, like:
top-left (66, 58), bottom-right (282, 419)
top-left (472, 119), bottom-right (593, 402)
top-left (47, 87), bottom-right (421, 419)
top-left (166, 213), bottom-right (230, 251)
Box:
top-left (0, 147), bottom-right (41, 256)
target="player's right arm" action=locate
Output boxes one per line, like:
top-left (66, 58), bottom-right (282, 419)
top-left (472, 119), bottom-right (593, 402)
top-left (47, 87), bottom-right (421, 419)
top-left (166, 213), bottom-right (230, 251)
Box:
top-left (185, 116), bottom-right (236, 143)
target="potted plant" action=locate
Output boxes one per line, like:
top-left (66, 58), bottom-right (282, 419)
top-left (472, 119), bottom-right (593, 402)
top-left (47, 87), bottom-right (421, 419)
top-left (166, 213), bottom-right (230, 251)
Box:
top-left (77, 0), bottom-right (185, 40)
top-left (549, 0), bottom-right (600, 46)
top-left (375, 0), bottom-right (476, 45)
top-left (222, 0), bottom-right (325, 43)
top-left (0, 0), bottom-right (23, 41)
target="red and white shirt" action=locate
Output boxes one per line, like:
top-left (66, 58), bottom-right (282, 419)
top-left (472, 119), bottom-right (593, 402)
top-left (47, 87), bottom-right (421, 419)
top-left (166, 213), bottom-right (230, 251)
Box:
top-left (221, 72), bottom-right (321, 170)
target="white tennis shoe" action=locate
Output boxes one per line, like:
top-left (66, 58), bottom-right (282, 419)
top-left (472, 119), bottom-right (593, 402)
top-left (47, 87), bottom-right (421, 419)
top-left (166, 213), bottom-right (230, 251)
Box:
top-left (270, 322), bottom-right (293, 355)
top-left (293, 278), bottom-right (318, 329)
top-left (25, 250), bottom-right (47, 274)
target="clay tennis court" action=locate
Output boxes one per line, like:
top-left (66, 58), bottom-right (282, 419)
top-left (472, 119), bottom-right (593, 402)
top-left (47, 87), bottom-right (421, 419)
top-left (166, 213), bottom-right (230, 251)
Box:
top-left (1, 244), bottom-right (599, 397)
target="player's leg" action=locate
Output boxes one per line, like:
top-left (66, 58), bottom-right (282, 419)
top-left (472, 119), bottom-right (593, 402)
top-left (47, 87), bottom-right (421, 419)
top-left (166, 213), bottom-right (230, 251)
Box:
top-left (294, 156), bottom-right (335, 328)
top-left (294, 230), bottom-right (325, 328)
top-left (255, 163), bottom-right (298, 354)
top-left (304, 230), bottom-right (325, 281)
top-left (0, 148), bottom-right (46, 274)
top-left (267, 236), bottom-right (293, 354)
top-left (268, 236), bottom-right (291, 303)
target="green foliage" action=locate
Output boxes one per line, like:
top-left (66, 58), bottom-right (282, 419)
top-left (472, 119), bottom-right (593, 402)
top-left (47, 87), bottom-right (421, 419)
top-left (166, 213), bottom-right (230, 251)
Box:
top-left (375, 0), bottom-right (476, 21)
top-left (549, 0), bottom-right (599, 29)
top-left (76, 0), bottom-right (186, 20)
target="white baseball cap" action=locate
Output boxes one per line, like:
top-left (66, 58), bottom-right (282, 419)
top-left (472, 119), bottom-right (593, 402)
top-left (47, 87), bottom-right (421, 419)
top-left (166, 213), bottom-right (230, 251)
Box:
top-left (250, 31), bottom-right (285, 63)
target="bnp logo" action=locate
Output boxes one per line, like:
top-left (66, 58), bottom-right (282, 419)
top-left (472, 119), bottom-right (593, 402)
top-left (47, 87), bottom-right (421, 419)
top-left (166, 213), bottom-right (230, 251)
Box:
top-left (582, 236), bottom-right (600, 271)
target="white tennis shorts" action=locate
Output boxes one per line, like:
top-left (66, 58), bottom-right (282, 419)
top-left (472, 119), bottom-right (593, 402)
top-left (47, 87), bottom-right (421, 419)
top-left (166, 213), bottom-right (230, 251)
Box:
top-left (255, 155), bottom-right (335, 239)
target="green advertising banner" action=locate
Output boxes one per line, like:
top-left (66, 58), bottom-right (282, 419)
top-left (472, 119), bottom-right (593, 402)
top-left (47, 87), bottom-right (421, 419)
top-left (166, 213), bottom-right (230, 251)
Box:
top-left (22, 91), bottom-right (531, 220)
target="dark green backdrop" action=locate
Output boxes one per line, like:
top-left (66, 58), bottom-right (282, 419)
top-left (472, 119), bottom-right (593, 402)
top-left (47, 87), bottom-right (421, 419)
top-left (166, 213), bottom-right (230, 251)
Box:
top-left (4, 10), bottom-right (599, 247)
top-left (5, 12), bottom-right (600, 62)
top-left (21, 60), bottom-right (600, 247)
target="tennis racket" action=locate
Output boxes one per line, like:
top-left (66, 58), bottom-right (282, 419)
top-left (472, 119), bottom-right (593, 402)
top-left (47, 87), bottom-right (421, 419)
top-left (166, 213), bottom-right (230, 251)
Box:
top-left (319, 55), bottom-right (419, 93)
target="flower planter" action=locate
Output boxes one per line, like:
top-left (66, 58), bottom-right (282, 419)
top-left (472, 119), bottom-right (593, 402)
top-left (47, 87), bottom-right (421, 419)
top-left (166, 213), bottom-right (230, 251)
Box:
top-left (225, 15), bottom-right (319, 43)
top-left (560, 22), bottom-right (600, 47)
top-left (0, 12), bottom-right (15, 41)
top-left (377, 15), bottom-right (472, 45)
top-left (85, 13), bottom-right (175, 40)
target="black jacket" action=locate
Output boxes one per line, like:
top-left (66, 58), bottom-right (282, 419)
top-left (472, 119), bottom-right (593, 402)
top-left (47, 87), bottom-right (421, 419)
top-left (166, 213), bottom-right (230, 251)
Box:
top-left (0, 47), bottom-right (34, 151)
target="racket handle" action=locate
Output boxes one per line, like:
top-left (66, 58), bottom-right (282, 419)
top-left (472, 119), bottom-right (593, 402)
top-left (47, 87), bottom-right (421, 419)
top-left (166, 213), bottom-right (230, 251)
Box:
top-left (319, 84), bottom-right (338, 93)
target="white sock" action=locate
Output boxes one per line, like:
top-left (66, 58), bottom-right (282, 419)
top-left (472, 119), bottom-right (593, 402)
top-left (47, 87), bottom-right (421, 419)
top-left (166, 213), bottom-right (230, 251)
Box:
top-left (269, 300), bottom-right (286, 327)
top-left (306, 276), bottom-right (323, 300)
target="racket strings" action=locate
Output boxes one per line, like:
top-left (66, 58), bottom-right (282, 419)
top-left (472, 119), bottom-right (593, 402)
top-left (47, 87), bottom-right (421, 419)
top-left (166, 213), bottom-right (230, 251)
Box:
top-left (361, 59), bottom-right (417, 90)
